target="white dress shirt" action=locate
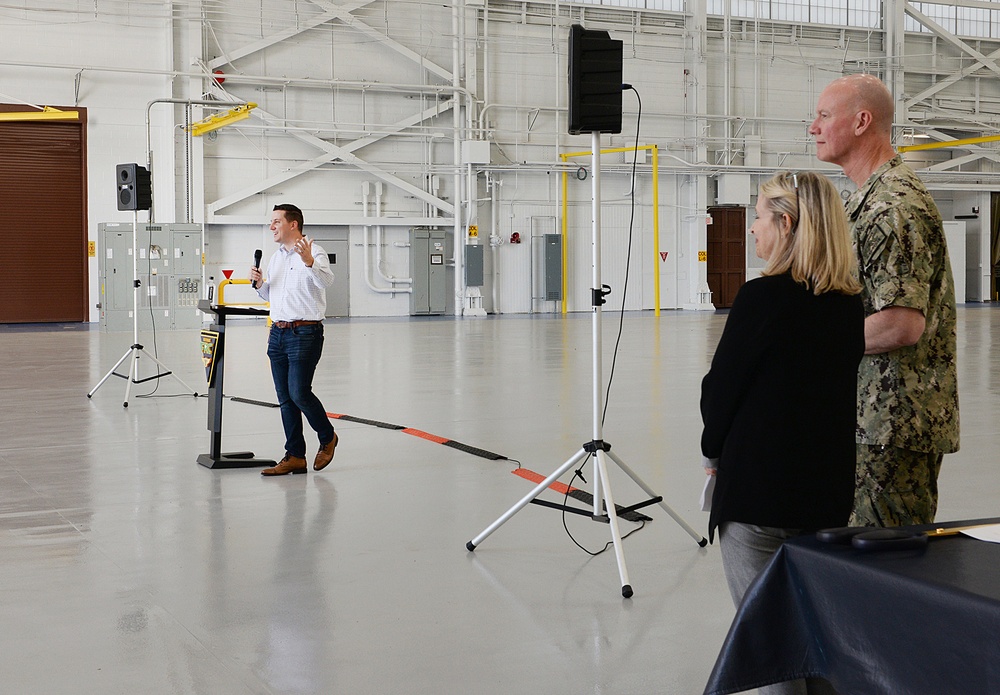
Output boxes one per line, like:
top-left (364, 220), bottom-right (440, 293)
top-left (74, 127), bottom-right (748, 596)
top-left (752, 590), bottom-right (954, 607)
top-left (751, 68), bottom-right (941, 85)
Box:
top-left (256, 242), bottom-right (335, 321)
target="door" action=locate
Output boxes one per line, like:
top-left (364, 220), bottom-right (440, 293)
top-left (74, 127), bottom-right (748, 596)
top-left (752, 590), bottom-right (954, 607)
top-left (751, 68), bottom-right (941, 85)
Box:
top-left (707, 206), bottom-right (746, 308)
top-left (0, 105), bottom-right (88, 322)
top-left (943, 221), bottom-right (967, 303)
top-left (308, 228), bottom-right (349, 317)
top-left (991, 192), bottom-right (1000, 300)
top-left (322, 239), bottom-right (350, 317)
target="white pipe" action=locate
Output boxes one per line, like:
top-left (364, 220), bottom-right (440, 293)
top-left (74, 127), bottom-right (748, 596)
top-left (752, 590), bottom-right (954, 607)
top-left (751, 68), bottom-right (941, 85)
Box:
top-left (374, 182), bottom-right (385, 279)
top-left (374, 183), bottom-right (412, 285)
top-left (490, 173), bottom-right (501, 314)
top-left (363, 226), bottom-right (408, 294)
top-left (754, 11), bottom-right (760, 131)
top-left (361, 182), bottom-right (410, 295)
top-left (374, 227), bottom-right (411, 285)
top-left (476, 102), bottom-right (821, 139)
top-left (723, 0), bottom-right (732, 165)
top-left (482, 2), bottom-right (491, 121)
top-left (362, 224), bottom-right (396, 294)
top-left (0, 59), bottom-right (475, 99)
top-left (452, 0), bottom-right (465, 316)
top-left (423, 96), bottom-right (432, 220)
top-left (144, 97), bottom-right (230, 223)
top-left (466, 161), bottom-right (476, 255)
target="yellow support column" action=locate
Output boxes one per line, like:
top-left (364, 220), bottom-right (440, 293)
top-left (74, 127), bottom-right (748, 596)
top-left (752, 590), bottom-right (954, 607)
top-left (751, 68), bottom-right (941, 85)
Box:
top-left (561, 156), bottom-right (570, 315)
top-left (651, 145), bottom-right (660, 317)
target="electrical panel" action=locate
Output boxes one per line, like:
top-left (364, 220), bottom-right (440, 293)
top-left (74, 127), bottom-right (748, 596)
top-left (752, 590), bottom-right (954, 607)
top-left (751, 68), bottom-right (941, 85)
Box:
top-left (410, 228), bottom-right (447, 315)
top-left (465, 244), bottom-right (484, 287)
top-left (99, 223), bottom-right (203, 332)
top-left (171, 228), bottom-right (203, 315)
top-left (544, 234), bottom-right (562, 301)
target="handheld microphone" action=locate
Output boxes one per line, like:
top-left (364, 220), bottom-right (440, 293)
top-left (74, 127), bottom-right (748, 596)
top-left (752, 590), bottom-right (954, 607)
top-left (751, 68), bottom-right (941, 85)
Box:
top-left (251, 249), bottom-right (262, 289)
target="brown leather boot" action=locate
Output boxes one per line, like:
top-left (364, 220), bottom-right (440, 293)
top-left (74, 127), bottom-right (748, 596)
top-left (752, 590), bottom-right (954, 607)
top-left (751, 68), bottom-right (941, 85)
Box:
top-left (314, 432), bottom-right (339, 471)
top-left (261, 454), bottom-right (307, 476)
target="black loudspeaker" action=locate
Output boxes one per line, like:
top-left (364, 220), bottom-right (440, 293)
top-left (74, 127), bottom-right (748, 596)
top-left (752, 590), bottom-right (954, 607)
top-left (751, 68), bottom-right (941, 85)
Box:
top-left (568, 24), bottom-right (623, 135)
top-left (116, 163), bottom-right (152, 211)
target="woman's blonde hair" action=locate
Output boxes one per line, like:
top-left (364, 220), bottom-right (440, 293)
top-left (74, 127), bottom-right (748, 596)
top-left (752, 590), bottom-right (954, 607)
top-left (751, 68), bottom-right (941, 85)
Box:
top-left (759, 171), bottom-right (861, 295)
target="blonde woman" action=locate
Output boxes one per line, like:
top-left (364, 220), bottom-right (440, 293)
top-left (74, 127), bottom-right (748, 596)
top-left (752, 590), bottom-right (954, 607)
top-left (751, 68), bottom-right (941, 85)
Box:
top-left (701, 172), bottom-right (863, 695)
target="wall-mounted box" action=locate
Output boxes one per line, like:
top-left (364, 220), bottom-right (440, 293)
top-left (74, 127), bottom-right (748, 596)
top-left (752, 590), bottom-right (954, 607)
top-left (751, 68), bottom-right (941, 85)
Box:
top-left (461, 140), bottom-right (491, 164)
top-left (717, 174), bottom-right (752, 205)
top-left (466, 244), bottom-right (484, 287)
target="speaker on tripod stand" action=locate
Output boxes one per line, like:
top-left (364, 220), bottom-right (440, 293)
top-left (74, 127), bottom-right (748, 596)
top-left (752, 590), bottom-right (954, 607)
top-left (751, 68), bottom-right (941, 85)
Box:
top-left (467, 25), bottom-right (705, 598)
top-left (89, 163), bottom-right (196, 407)
top-left (568, 24), bottom-right (624, 136)
top-left (116, 163), bottom-right (152, 211)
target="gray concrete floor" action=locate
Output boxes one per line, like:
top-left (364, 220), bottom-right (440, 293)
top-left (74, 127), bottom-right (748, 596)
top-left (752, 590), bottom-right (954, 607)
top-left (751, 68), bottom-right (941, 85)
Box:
top-left (1, 306), bottom-right (996, 694)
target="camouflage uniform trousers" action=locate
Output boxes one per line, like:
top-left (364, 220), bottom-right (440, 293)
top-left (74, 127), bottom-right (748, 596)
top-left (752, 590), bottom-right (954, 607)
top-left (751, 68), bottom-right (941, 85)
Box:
top-left (850, 444), bottom-right (944, 527)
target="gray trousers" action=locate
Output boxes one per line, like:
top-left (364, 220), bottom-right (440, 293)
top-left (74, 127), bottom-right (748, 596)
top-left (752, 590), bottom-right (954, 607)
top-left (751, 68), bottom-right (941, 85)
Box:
top-left (718, 522), bottom-right (839, 695)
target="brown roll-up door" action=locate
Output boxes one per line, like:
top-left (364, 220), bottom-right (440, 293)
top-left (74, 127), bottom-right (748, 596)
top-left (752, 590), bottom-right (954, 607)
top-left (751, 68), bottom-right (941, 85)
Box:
top-left (0, 106), bottom-right (88, 323)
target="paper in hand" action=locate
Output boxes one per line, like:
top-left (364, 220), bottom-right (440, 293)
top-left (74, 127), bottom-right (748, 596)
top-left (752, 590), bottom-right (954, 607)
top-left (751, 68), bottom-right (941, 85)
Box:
top-left (700, 474), bottom-right (716, 512)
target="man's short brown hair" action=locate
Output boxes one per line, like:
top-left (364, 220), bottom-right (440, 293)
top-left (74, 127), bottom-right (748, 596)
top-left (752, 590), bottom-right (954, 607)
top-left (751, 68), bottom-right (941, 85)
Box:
top-left (273, 203), bottom-right (304, 231)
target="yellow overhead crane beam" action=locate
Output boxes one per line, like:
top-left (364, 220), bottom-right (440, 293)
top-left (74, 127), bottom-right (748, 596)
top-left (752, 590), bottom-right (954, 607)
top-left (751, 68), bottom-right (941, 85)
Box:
top-left (898, 133), bottom-right (1000, 152)
top-left (186, 102), bottom-right (257, 137)
top-left (0, 106), bottom-right (80, 122)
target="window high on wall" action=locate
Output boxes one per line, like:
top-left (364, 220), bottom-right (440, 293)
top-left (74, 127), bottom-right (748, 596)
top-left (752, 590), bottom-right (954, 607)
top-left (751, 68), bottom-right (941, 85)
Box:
top-left (568, 0), bottom-right (1000, 38)
top-left (566, 0), bottom-right (880, 28)
top-left (905, 2), bottom-right (1000, 38)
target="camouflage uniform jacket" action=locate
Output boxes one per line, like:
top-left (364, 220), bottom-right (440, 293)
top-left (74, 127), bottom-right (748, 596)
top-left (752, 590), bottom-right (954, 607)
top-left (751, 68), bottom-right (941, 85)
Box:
top-left (847, 155), bottom-right (960, 454)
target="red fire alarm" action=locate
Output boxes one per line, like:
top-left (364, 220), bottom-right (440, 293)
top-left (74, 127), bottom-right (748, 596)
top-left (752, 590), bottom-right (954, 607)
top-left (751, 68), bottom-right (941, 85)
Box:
top-left (510, 232), bottom-right (521, 244)
top-left (212, 70), bottom-right (226, 85)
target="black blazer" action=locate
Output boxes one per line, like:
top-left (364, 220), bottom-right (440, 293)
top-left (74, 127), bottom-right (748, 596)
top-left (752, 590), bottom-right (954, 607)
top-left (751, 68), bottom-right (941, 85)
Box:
top-left (701, 273), bottom-right (864, 542)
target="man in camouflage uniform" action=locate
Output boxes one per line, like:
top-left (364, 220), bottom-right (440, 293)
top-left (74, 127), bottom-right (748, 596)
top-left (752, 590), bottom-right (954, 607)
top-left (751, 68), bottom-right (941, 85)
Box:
top-left (810, 74), bottom-right (959, 527)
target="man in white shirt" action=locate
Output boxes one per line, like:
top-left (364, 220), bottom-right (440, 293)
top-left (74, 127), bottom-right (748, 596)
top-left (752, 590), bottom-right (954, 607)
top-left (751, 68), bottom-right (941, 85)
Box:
top-left (250, 203), bottom-right (339, 475)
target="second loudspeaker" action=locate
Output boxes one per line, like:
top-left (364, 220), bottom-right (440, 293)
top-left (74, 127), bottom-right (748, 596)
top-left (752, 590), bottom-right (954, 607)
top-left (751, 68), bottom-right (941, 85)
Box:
top-left (116, 163), bottom-right (152, 211)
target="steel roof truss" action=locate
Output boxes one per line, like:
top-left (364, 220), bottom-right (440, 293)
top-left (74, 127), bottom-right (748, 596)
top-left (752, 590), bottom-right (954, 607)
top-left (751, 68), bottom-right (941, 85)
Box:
top-left (207, 97), bottom-right (457, 216)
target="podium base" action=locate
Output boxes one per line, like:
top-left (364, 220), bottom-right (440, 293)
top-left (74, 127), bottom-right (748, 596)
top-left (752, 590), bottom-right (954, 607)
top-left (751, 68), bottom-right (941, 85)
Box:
top-left (197, 452), bottom-right (276, 470)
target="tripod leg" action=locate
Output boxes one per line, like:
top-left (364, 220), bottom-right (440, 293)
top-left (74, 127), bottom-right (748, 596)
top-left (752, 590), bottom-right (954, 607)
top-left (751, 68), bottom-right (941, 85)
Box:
top-left (87, 348), bottom-right (133, 398)
top-left (595, 450), bottom-right (633, 598)
top-left (606, 450), bottom-right (707, 546)
top-left (123, 350), bottom-right (140, 408)
top-left (139, 348), bottom-right (199, 395)
top-left (467, 449), bottom-right (590, 551)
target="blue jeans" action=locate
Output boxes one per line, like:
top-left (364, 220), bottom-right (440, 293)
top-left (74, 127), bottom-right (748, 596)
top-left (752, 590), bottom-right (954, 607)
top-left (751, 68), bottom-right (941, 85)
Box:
top-left (267, 323), bottom-right (335, 458)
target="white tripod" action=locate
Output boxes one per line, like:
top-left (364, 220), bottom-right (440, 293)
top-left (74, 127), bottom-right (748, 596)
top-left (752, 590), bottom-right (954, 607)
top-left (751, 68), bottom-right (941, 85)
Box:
top-left (88, 210), bottom-right (198, 407)
top-left (467, 132), bottom-right (706, 598)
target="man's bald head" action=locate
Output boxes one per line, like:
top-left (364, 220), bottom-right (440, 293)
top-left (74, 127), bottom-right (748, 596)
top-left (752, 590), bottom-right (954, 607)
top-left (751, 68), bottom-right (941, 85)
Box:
top-left (810, 74), bottom-right (898, 184)
top-left (827, 74), bottom-right (894, 136)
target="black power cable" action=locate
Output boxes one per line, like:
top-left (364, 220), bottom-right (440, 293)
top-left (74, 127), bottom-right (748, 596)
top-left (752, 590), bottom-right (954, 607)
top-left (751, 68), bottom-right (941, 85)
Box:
top-left (562, 84), bottom-right (646, 555)
top-left (603, 84), bottom-right (641, 426)
top-left (561, 457), bottom-right (647, 557)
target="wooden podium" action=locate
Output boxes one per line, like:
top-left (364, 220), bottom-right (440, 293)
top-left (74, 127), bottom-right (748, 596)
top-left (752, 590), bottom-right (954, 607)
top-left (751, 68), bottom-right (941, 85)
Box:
top-left (197, 300), bottom-right (276, 469)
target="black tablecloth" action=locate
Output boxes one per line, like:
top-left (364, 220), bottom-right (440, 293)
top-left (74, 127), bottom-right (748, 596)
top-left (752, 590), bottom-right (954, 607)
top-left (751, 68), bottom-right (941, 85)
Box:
top-left (704, 518), bottom-right (1000, 695)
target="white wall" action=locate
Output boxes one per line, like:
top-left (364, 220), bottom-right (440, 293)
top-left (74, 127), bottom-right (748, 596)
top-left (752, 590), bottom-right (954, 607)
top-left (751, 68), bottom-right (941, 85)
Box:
top-left (944, 221), bottom-right (968, 303)
top-left (4, 2), bottom-right (1000, 321)
top-left (0, 10), bottom-right (176, 322)
top-left (952, 191), bottom-right (991, 302)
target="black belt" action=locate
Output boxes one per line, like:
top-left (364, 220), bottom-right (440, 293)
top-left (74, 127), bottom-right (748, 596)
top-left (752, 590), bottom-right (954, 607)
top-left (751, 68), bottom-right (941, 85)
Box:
top-left (273, 320), bottom-right (321, 329)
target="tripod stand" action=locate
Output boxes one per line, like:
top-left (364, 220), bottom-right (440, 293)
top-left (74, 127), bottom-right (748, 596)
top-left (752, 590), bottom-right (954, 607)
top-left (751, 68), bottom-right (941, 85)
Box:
top-left (88, 211), bottom-right (198, 407)
top-left (467, 132), bottom-right (706, 598)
